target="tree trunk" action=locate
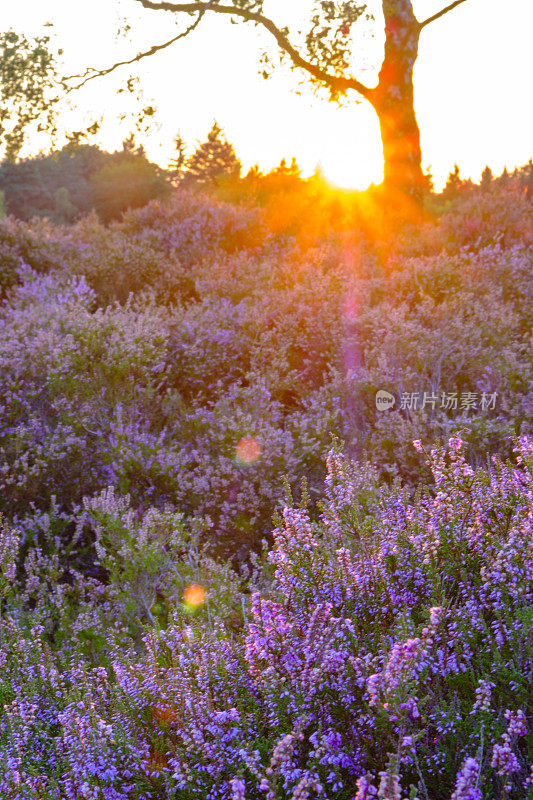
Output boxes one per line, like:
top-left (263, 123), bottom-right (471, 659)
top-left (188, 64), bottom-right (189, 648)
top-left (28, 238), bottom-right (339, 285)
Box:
top-left (374, 91), bottom-right (424, 200)
top-left (371, 1), bottom-right (425, 204)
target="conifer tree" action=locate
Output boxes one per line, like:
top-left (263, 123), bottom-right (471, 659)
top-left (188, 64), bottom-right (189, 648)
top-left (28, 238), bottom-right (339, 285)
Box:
top-left (78, 0), bottom-right (473, 207)
top-left (168, 133), bottom-right (187, 184)
top-left (480, 165), bottom-right (493, 192)
top-left (443, 164), bottom-right (462, 199)
top-left (184, 122), bottom-right (241, 187)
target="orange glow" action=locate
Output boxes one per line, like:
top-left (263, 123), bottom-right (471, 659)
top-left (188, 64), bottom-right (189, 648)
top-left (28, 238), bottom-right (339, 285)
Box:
top-left (146, 749), bottom-right (170, 773)
top-left (152, 704), bottom-right (180, 725)
top-left (3, 1), bottom-right (532, 191)
top-left (236, 436), bottom-right (261, 465)
top-left (321, 147), bottom-right (382, 190)
top-left (182, 584), bottom-right (206, 607)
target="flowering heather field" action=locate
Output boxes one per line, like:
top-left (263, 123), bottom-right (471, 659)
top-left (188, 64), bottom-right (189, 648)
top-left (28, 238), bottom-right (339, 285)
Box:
top-left (0, 180), bottom-right (532, 798)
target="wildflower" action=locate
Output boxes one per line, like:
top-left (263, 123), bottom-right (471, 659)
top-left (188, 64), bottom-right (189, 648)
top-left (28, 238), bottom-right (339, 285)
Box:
top-left (451, 758), bottom-right (482, 800)
top-left (230, 777), bottom-right (246, 800)
top-left (377, 768), bottom-right (402, 799)
top-left (491, 709), bottom-right (527, 781)
top-left (471, 679), bottom-right (493, 713)
top-left (354, 774), bottom-right (378, 798)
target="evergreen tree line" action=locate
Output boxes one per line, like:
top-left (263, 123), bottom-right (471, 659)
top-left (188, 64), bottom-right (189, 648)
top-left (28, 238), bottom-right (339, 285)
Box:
top-left (0, 122), bottom-right (242, 223)
top-left (1, 119), bottom-right (531, 225)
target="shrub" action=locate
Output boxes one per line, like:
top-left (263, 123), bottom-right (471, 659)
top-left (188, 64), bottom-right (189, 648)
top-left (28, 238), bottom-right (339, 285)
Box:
top-left (90, 156), bottom-right (171, 223)
top-left (0, 437), bottom-right (531, 798)
top-left (0, 176), bottom-right (531, 796)
top-left (0, 183), bottom-right (531, 549)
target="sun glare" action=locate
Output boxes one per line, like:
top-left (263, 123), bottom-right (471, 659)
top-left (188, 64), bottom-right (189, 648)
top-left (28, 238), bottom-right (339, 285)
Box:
top-left (319, 144), bottom-right (383, 191)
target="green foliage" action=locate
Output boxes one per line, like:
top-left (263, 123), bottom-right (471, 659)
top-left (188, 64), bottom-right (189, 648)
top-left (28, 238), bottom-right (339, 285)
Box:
top-left (0, 144), bottom-right (171, 224)
top-left (52, 186), bottom-right (78, 223)
top-left (89, 152), bottom-right (171, 222)
top-left (184, 121), bottom-right (242, 187)
top-left (306, 1), bottom-right (368, 89)
top-left (0, 144), bottom-right (107, 221)
top-left (83, 490), bottom-right (246, 638)
top-left (168, 133), bottom-right (186, 185)
top-left (0, 30), bottom-right (58, 160)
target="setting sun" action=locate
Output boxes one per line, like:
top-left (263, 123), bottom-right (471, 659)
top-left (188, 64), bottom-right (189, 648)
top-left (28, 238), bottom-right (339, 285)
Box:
top-left (320, 147), bottom-right (384, 190)
top-left (2, 0), bottom-right (532, 188)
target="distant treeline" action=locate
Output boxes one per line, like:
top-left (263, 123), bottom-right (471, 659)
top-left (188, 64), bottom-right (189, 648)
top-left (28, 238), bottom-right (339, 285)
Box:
top-left (0, 140), bottom-right (170, 224)
top-left (1, 121), bottom-right (532, 225)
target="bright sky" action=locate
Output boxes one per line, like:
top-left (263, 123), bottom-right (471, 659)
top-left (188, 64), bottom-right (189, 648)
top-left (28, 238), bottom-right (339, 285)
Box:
top-left (3, 0), bottom-right (533, 189)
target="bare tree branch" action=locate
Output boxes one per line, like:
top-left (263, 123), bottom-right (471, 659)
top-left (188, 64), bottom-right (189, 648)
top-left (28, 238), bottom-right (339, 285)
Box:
top-left (133, 0), bottom-right (373, 99)
top-left (419, 0), bottom-right (468, 29)
top-left (63, 3), bottom-right (213, 91)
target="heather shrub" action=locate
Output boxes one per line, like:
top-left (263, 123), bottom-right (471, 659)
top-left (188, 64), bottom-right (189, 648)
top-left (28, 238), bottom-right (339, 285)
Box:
top-left (439, 180), bottom-right (533, 250)
top-left (0, 214), bottom-right (69, 294)
top-left (117, 191), bottom-right (266, 262)
top-left (0, 266), bottom-right (173, 514)
top-left (340, 241), bottom-right (532, 480)
top-left (0, 190), bottom-right (266, 304)
top-left (51, 213), bottom-right (184, 304)
top-left (0, 182), bottom-right (531, 550)
top-left (0, 437), bottom-right (530, 798)
top-left (107, 435), bottom-right (529, 798)
top-left (0, 263), bottom-right (340, 546)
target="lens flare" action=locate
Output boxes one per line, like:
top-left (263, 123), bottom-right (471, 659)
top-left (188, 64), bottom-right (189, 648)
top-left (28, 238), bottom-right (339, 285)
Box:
top-left (182, 584), bottom-right (206, 608)
top-left (236, 436), bottom-right (261, 465)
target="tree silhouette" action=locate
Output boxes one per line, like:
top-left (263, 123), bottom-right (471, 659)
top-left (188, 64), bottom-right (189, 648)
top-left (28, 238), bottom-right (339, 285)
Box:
top-left (184, 122), bottom-right (241, 186)
top-left (72, 0), bottom-right (471, 208)
top-left (480, 165), bottom-right (493, 192)
top-left (168, 133), bottom-right (187, 184)
top-left (0, 30), bottom-right (59, 160)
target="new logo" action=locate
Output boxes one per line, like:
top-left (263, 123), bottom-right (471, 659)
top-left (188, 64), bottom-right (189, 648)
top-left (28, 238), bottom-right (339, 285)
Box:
top-left (375, 389), bottom-right (395, 411)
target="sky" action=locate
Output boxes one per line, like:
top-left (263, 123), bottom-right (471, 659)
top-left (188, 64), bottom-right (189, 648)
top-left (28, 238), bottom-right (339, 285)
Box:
top-left (3, 0), bottom-right (533, 189)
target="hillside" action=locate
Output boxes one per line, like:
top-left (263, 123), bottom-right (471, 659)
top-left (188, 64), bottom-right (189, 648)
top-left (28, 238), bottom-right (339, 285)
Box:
top-left (0, 180), bottom-right (531, 798)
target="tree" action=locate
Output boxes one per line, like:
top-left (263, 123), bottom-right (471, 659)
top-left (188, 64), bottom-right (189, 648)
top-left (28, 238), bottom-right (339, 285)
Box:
top-left (168, 133), bottom-right (187, 184)
top-left (498, 166), bottom-right (510, 187)
top-left (52, 186), bottom-right (78, 224)
top-left (273, 157), bottom-right (301, 179)
top-left (442, 163), bottom-right (473, 200)
top-left (184, 122), bottom-right (241, 187)
top-left (0, 31), bottom-right (59, 160)
top-left (90, 152), bottom-right (171, 222)
top-left (75, 0), bottom-right (471, 208)
top-left (480, 165), bottom-right (493, 192)
top-left (0, 143), bottom-right (171, 223)
top-left (443, 163), bottom-right (462, 199)
top-left (0, 144), bottom-right (108, 220)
